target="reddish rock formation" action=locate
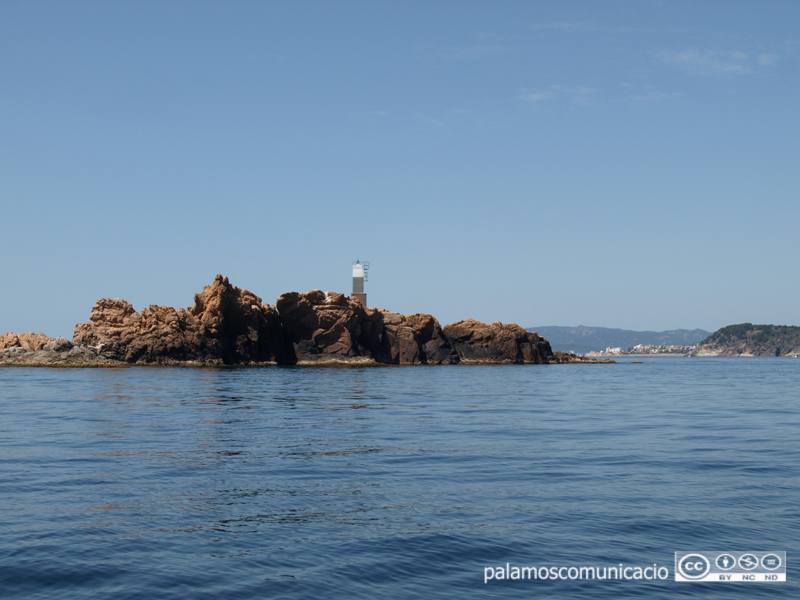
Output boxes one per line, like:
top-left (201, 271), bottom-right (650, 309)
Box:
top-left (275, 291), bottom-right (371, 359)
top-left (442, 319), bottom-right (556, 363)
top-left (270, 291), bottom-right (608, 364)
top-left (2, 276), bottom-right (613, 367)
top-left (275, 290), bottom-right (457, 364)
top-left (0, 332), bottom-right (55, 352)
top-left (72, 275), bottom-right (296, 365)
top-left (379, 310), bottom-right (458, 364)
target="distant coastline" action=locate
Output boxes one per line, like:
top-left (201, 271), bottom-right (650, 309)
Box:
top-left (586, 351), bottom-right (690, 358)
top-left (528, 326), bottom-right (709, 356)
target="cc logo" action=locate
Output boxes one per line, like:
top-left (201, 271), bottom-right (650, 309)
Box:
top-left (678, 554), bottom-right (710, 580)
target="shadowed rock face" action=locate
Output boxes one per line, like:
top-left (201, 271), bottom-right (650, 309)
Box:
top-left (443, 319), bottom-right (555, 364)
top-left (380, 310), bottom-right (458, 364)
top-left (275, 291), bottom-right (458, 364)
top-left (72, 275), bottom-right (296, 365)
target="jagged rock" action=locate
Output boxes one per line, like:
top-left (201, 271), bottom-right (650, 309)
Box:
top-left (0, 344), bottom-right (123, 367)
top-left (275, 290), bottom-right (458, 364)
top-left (275, 291), bottom-right (371, 359)
top-left (380, 311), bottom-right (458, 364)
top-left (0, 332), bottom-right (55, 352)
top-left (72, 274), bottom-right (296, 365)
top-left (2, 276), bottom-right (615, 367)
top-left (442, 319), bottom-right (555, 363)
top-left (43, 336), bottom-right (74, 352)
top-left (3, 346), bottom-right (28, 355)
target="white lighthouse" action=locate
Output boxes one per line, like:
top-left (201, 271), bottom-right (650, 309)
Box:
top-left (352, 260), bottom-right (369, 306)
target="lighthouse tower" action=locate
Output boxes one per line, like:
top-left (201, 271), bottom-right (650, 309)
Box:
top-left (352, 260), bottom-right (369, 306)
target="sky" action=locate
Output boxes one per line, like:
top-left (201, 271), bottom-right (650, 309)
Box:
top-left (1, 1), bottom-right (798, 338)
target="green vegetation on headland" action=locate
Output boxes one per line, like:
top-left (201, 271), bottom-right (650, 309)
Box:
top-left (692, 323), bottom-right (800, 357)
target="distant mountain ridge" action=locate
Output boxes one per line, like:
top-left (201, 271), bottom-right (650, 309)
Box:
top-left (527, 325), bottom-right (711, 355)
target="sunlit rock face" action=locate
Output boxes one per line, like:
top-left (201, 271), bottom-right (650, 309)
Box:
top-left (72, 274), bottom-right (296, 365)
top-left (443, 319), bottom-right (555, 364)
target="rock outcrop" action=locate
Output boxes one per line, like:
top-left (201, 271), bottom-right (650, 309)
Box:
top-left (379, 310), bottom-right (458, 364)
top-left (275, 290), bottom-right (457, 364)
top-left (1, 332), bottom-right (55, 352)
top-left (442, 319), bottom-right (556, 364)
top-left (275, 291), bottom-right (608, 364)
top-left (0, 332), bottom-right (125, 366)
top-left (72, 275), bottom-right (296, 365)
top-left (1, 276), bottom-right (614, 367)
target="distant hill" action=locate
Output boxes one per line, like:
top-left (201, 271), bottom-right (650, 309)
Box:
top-left (527, 325), bottom-right (711, 355)
top-left (692, 323), bottom-right (800, 357)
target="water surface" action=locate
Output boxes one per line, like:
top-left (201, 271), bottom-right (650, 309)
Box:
top-left (1, 358), bottom-right (798, 598)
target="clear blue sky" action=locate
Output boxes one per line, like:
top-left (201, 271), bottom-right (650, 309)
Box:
top-left (2, 1), bottom-right (798, 338)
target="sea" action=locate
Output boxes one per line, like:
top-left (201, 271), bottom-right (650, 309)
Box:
top-left (1, 357), bottom-right (798, 599)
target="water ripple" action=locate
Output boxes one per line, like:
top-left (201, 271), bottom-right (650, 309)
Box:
top-left (1, 359), bottom-right (798, 598)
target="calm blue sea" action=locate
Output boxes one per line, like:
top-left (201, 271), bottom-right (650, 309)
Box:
top-left (1, 358), bottom-right (798, 599)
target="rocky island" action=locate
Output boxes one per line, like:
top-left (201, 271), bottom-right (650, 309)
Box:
top-left (690, 323), bottom-right (800, 357)
top-left (1, 275), bottom-right (613, 367)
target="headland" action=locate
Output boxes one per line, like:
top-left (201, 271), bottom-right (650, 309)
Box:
top-left (690, 323), bottom-right (800, 357)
